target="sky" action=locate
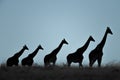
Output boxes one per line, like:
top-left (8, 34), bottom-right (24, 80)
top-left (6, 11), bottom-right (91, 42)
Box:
top-left (0, 0), bottom-right (120, 66)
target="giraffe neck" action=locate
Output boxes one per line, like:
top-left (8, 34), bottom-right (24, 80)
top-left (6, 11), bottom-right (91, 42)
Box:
top-left (29, 47), bottom-right (40, 59)
top-left (51, 41), bottom-right (64, 56)
top-left (77, 38), bottom-right (91, 54)
top-left (97, 30), bottom-right (108, 50)
top-left (14, 48), bottom-right (26, 58)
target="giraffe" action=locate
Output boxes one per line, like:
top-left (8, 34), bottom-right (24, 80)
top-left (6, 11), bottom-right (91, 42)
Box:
top-left (44, 38), bottom-right (68, 67)
top-left (6, 45), bottom-right (29, 67)
top-left (21, 45), bottom-right (43, 66)
top-left (89, 27), bottom-right (113, 67)
top-left (67, 36), bottom-right (95, 67)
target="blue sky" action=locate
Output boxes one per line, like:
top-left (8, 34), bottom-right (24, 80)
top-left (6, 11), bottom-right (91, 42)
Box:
top-left (0, 0), bottom-right (120, 66)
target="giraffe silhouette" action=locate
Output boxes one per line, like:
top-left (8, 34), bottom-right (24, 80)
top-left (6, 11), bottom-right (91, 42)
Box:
top-left (6, 45), bottom-right (29, 67)
top-left (67, 36), bottom-right (95, 67)
top-left (21, 45), bottom-right (43, 66)
top-left (44, 38), bottom-right (68, 67)
top-left (89, 27), bottom-right (113, 67)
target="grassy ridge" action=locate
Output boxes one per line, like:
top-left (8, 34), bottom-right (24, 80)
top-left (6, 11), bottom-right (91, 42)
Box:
top-left (0, 65), bottom-right (120, 80)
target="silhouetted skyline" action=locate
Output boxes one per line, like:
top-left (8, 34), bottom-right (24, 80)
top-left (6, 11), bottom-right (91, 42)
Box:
top-left (0, 0), bottom-right (119, 66)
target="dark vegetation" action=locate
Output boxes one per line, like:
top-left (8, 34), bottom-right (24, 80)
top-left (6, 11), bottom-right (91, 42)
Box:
top-left (0, 63), bottom-right (120, 80)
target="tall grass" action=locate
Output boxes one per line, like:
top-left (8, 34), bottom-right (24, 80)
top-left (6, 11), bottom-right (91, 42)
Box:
top-left (0, 63), bottom-right (120, 80)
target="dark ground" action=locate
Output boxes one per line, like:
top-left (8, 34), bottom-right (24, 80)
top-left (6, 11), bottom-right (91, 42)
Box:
top-left (0, 64), bottom-right (120, 80)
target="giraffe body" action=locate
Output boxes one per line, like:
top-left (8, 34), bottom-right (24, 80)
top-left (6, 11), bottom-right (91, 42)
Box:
top-left (22, 45), bottom-right (43, 66)
top-left (89, 27), bottom-right (113, 67)
top-left (6, 45), bottom-right (28, 66)
top-left (44, 39), bottom-right (68, 67)
top-left (67, 36), bottom-right (95, 67)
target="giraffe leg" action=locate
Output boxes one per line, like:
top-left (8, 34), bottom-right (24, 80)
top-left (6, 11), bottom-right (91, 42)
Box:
top-left (97, 57), bottom-right (102, 67)
top-left (89, 58), bottom-right (93, 67)
top-left (89, 58), bottom-right (96, 67)
top-left (67, 61), bottom-right (72, 67)
top-left (44, 62), bottom-right (50, 67)
top-left (79, 59), bottom-right (83, 68)
top-left (44, 63), bottom-right (48, 67)
top-left (15, 63), bottom-right (18, 66)
top-left (7, 62), bottom-right (12, 67)
top-left (8, 64), bottom-right (12, 67)
top-left (53, 61), bottom-right (56, 66)
top-left (79, 62), bottom-right (83, 68)
top-left (22, 64), bottom-right (25, 66)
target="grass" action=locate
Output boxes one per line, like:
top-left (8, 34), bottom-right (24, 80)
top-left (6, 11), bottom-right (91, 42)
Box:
top-left (0, 64), bottom-right (120, 80)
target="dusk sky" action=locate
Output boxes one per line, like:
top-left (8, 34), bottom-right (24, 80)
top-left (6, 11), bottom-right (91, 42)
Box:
top-left (0, 0), bottom-right (120, 66)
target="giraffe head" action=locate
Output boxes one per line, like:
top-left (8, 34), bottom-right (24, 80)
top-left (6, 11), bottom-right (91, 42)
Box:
top-left (23, 45), bottom-right (29, 50)
top-left (89, 36), bottom-right (95, 42)
top-left (62, 38), bottom-right (68, 45)
top-left (107, 27), bottom-right (113, 35)
top-left (38, 45), bottom-right (44, 50)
